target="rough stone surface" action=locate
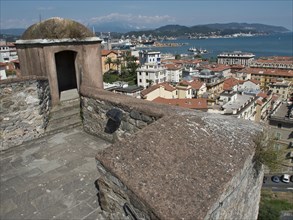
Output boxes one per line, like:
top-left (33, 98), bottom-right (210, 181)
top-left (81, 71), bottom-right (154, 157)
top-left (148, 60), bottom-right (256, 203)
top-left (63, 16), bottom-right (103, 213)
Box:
top-left (81, 96), bottom-right (158, 143)
top-left (0, 79), bottom-right (50, 150)
top-left (80, 88), bottom-right (264, 220)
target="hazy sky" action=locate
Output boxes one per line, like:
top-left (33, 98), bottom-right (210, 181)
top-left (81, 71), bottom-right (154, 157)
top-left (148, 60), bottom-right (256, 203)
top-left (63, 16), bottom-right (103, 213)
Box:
top-left (1, 0), bottom-right (292, 30)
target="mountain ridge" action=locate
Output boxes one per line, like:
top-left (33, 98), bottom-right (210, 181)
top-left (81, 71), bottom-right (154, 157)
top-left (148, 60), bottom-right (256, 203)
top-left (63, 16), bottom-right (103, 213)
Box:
top-left (0, 22), bottom-right (290, 37)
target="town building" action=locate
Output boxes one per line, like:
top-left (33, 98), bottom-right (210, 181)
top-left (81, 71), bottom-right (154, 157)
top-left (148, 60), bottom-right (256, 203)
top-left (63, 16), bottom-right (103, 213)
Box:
top-left (238, 79), bottom-right (261, 94)
top-left (250, 56), bottom-right (293, 70)
top-left (0, 41), bottom-right (18, 62)
top-left (0, 62), bottom-right (6, 80)
top-left (269, 81), bottom-right (292, 100)
top-left (136, 63), bottom-right (166, 88)
top-left (243, 68), bottom-right (293, 90)
top-left (164, 63), bottom-right (182, 83)
top-left (101, 50), bottom-right (119, 74)
top-left (268, 102), bottom-right (293, 171)
top-left (217, 51), bottom-right (255, 66)
top-left (178, 80), bottom-right (207, 98)
top-left (140, 82), bottom-right (177, 100)
top-left (176, 82), bottom-right (193, 99)
top-left (139, 50), bottom-right (161, 65)
top-left (106, 84), bottom-right (144, 99)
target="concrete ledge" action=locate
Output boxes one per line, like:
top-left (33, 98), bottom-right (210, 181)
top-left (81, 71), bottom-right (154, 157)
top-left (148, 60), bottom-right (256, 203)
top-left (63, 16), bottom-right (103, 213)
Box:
top-left (80, 86), bottom-right (189, 119)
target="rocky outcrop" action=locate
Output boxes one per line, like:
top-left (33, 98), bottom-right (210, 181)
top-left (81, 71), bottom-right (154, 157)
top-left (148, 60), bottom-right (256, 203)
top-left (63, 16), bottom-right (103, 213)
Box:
top-left (0, 79), bottom-right (50, 150)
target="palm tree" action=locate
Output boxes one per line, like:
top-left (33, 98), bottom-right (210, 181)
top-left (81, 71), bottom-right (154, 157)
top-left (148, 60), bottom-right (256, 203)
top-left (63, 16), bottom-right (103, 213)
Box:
top-left (105, 57), bottom-right (112, 71)
top-left (113, 59), bottom-right (122, 74)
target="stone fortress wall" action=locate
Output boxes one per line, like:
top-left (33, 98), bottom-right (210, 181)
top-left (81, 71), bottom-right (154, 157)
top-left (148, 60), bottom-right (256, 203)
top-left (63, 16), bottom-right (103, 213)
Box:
top-left (0, 77), bottom-right (50, 150)
top-left (80, 86), bottom-right (264, 220)
top-left (0, 78), bottom-right (264, 219)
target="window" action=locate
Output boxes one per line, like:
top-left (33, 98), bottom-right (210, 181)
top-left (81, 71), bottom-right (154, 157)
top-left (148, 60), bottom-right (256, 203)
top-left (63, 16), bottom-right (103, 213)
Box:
top-left (277, 123), bottom-right (282, 128)
top-left (146, 73), bottom-right (148, 76)
top-left (139, 79), bottom-right (142, 83)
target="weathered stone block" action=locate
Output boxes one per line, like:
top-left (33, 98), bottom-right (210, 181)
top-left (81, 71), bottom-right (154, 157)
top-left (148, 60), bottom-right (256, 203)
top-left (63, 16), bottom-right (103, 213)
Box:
top-left (141, 114), bottom-right (153, 123)
top-left (129, 110), bottom-right (141, 120)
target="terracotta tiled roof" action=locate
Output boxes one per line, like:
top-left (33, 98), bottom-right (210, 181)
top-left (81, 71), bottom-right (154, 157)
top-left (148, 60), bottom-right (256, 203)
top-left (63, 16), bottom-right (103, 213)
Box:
top-left (272, 94), bottom-right (280, 101)
top-left (101, 50), bottom-right (118, 56)
top-left (256, 100), bottom-right (263, 105)
top-left (254, 56), bottom-right (293, 64)
top-left (223, 77), bottom-right (239, 90)
top-left (203, 64), bottom-right (231, 72)
top-left (189, 80), bottom-right (204, 90)
top-left (141, 82), bottom-right (176, 97)
top-left (249, 79), bottom-right (261, 85)
top-left (153, 97), bottom-right (208, 109)
top-left (0, 43), bottom-right (15, 47)
top-left (257, 92), bottom-right (268, 98)
top-left (244, 68), bottom-right (293, 77)
top-left (164, 63), bottom-right (182, 70)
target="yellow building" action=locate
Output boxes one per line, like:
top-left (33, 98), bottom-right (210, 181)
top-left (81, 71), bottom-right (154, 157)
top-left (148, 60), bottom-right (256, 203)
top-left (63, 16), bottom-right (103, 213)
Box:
top-left (101, 50), bottom-right (119, 74)
top-left (244, 68), bottom-right (293, 90)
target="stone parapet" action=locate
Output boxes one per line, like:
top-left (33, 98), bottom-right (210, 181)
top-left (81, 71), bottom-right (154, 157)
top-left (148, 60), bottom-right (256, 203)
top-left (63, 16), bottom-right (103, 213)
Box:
top-left (80, 86), bottom-right (182, 143)
top-left (80, 87), bottom-right (264, 219)
top-left (0, 79), bottom-right (50, 150)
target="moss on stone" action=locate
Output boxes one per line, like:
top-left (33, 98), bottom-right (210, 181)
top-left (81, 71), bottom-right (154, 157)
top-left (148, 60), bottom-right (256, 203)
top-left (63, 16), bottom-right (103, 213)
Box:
top-left (21, 17), bottom-right (94, 40)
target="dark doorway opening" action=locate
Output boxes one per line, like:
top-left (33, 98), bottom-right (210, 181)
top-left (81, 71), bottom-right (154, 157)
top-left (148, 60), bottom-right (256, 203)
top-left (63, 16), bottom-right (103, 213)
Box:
top-left (55, 51), bottom-right (77, 96)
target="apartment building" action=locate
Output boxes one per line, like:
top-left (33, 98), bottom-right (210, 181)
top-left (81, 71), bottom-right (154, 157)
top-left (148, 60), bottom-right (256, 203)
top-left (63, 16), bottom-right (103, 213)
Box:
top-left (217, 51), bottom-right (255, 66)
top-left (137, 63), bottom-right (166, 88)
top-left (0, 42), bottom-right (18, 62)
top-left (250, 56), bottom-right (293, 70)
top-left (244, 68), bottom-right (293, 90)
top-left (269, 81), bottom-right (292, 100)
top-left (139, 50), bottom-right (161, 65)
top-left (164, 63), bottom-right (182, 83)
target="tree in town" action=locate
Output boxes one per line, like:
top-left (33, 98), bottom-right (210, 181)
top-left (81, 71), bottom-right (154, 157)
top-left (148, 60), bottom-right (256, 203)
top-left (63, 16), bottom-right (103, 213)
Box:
top-left (105, 57), bottom-right (112, 70)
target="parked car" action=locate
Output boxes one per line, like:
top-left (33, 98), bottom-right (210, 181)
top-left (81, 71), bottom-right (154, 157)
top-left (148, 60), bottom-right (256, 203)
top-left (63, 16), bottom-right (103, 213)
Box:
top-left (263, 176), bottom-right (267, 183)
top-left (281, 174), bottom-right (290, 183)
top-left (290, 175), bottom-right (293, 182)
top-left (271, 176), bottom-right (280, 183)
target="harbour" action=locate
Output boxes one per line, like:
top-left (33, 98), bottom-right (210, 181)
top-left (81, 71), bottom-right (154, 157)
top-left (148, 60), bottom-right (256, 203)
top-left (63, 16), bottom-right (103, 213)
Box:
top-left (136, 32), bottom-right (293, 59)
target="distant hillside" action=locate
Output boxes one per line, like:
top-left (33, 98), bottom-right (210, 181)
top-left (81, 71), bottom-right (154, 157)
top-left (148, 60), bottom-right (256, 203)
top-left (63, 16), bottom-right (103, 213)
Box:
top-left (202, 23), bottom-right (289, 33)
top-left (0, 28), bottom-right (25, 36)
top-left (125, 23), bottom-right (290, 37)
top-left (0, 22), bottom-right (289, 39)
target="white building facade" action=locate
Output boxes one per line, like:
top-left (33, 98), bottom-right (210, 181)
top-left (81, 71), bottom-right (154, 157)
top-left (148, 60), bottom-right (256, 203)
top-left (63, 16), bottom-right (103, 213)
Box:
top-left (217, 51), bottom-right (255, 66)
top-left (137, 63), bottom-right (166, 88)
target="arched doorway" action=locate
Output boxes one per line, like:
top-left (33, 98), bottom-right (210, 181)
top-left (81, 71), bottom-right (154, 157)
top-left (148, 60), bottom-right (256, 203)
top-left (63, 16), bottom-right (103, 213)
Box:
top-left (55, 50), bottom-right (78, 97)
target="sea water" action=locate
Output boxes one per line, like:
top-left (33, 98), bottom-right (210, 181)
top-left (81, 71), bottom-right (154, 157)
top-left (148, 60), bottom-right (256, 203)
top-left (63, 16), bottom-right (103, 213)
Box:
top-left (146, 32), bottom-right (293, 59)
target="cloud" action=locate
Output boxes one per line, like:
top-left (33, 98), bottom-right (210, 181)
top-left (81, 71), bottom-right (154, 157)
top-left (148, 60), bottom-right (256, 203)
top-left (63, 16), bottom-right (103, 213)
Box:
top-left (89, 13), bottom-right (175, 26)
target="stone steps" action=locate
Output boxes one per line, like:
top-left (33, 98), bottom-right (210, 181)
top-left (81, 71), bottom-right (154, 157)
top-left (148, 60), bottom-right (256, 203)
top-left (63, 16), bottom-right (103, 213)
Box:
top-left (45, 98), bottom-right (82, 135)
